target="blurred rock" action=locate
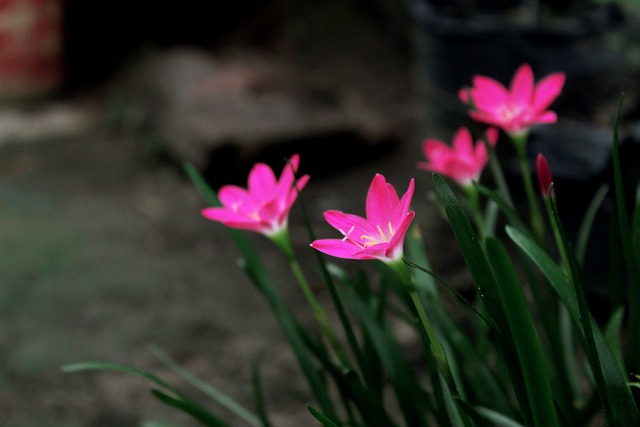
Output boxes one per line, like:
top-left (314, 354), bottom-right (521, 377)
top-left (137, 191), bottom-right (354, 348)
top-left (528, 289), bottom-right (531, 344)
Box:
top-left (0, 100), bottom-right (98, 144)
top-left (109, 47), bottom-right (397, 170)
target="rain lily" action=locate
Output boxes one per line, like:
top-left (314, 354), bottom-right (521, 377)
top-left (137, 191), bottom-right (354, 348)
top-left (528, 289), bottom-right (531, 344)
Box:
top-left (459, 63), bottom-right (565, 137)
top-left (311, 174), bottom-right (415, 262)
top-left (418, 127), bottom-right (498, 187)
top-left (201, 154), bottom-right (309, 236)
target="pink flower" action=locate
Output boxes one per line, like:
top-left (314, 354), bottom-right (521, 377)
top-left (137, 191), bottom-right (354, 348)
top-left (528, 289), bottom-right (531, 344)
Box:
top-left (310, 174), bottom-right (415, 262)
top-left (418, 127), bottom-right (498, 186)
top-left (201, 154), bottom-right (309, 236)
top-left (536, 153), bottom-right (555, 199)
top-left (459, 64), bottom-right (565, 136)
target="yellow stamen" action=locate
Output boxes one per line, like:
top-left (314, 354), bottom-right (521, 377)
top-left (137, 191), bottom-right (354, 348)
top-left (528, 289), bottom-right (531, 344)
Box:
top-left (360, 222), bottom-right (395, 248)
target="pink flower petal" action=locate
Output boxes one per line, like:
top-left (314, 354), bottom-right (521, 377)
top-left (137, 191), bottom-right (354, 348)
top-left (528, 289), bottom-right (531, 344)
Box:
top-left (366, 174), bottom-right (400, 226)
top-left (275, 154), bottom-right (300, 197)
top-left (535, 111), bottom-right (558, 124)
top-left (533, 72), bottom-right (565, 112)
top-left (470, 76), bottom-right (510, 109)
top-left (423, 139), bottom-right (451, 163)
top-left (510, 64), bottom-right (534, 106)
top-left (310, 239), bottom-right (377, 260)
top-left (386, 211), bottom-right (415, 259)
top-left (392, 179), bottom-right (415, 228)
top-left (452, 128), bottom-right (474, 160)
top-left (248, 163), bottom-right (277, 202)
top-left (324, 210), bottom-right (379, 240)
top-left (218, 186), bottom-right (259, 212)
top-left (201, 207), bottom-right (268, 233)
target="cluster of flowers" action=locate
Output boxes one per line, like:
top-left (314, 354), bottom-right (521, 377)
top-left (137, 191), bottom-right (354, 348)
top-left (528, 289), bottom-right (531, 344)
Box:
top-left (67, 62), bottom-right (640, 427)
top-left (203, 64), bottom-right (565, 263)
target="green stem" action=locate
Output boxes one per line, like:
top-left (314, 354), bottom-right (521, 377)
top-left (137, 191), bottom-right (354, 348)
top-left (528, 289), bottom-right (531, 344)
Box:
top-left (271, 229), bottom-right (351, 368)
top-left (511, 133), bottom-right (546, 247)
top-left (390, 259), bottom-right (458, 397)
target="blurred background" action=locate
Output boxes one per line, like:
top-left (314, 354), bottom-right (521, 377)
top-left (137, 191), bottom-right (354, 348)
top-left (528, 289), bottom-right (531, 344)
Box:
top-left (0, 0), bottom-right (638, 425)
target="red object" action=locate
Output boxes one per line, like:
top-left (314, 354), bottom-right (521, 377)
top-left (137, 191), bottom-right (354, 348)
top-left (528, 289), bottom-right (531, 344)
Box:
top-left (536, 153), bottom-right (555, 199)
top-left (0, 0), bottom-right (62, 98)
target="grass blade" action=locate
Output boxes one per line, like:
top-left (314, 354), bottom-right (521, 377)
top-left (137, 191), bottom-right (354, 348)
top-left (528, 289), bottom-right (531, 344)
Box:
top-left (151, 389), bottom-right (229, 427)
top-left (433, 173), bottom-right (535, 426)
top-left (484, 236), bottom-right (559, 427)
top-left (150, 346), bottom-right (261, 427)
top-left (610, 95), bottom-right (640, 372)
top-left (307, 405), bottom-right (340, 427)
top-left (508, 226), bottom-right (640, 426)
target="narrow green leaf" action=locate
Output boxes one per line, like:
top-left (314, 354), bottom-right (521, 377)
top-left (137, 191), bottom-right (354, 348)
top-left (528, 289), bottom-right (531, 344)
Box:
top-left (485, 236), bottom-right (560, 427)
top-left (474, 407), bottom-right (525, 427)
top-left (508, 226), bottom-right (640, 426)
top-left (608, 215), bottom-right (623, 309)
top-left (307, 405), bottom-right (340, 427)
top-left (610, 95), bottom-right (640, 371)
top-left (62, 362), bottom-right (229, 427)
top-left (150, 346), bottom-right (261, 427)
top-left (604, 306), bottom-right (626, 372)
top-left (575, 185), bottom-right (608, 264)
top-left (250, 363), bottom-right (272, 427)
top-left (151, 389), bottom-right (229, 427)
top-left (405, 224), bottom-right (438, 298)
top-left (339, 284), bottom-right (427, 426)
top-left (433, 173), bottom-right (534, 427)
top-left (454, 399), bottom-right (494, 427)
top-left (475, 183), bottom-right (529, 236)
top-left (62, 362), bottom-right (184, 398)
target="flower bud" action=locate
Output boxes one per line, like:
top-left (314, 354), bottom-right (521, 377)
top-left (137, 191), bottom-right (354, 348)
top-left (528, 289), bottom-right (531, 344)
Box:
top-left (536, 153), bottom-right (554, 199)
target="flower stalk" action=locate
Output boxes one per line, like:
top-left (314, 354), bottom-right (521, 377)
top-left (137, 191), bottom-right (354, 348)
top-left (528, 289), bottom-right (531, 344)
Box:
top-left (271, 229), bottom-right (351, 368)
top-left (389, 259), bottom-right (458, 397)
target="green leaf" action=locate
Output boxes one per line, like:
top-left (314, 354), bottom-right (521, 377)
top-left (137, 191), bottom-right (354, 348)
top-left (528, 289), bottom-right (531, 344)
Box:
top-left (456, 400), bottom-right (525, 427)
top-left (151, 389), bottom-right (229, 427)
top-left (484, 237), bottom-right (560, 427)
top-left (575, 185), bottom-right (608, 264)
top-left (62, 362), bottom-right (228, 427)
top-left (474, 406), bottom-right (525, 427)
top-left (604, 306), bottom-right (626, 373)
top-left (62, 362), bottom-right (185, 398)
top-left (610, 95), bottom-right (640, 371)
top-left (433, 173), bottom-right (534, 427)
top-left (507, 226), bottom-right (640, 426)
top-left (475, 183), bottom-right (529, 236)
top-left (339, 284), bottom-right (427, 426)
top-left (251, 363), bottom-right (272, 427)
top-left (150, 346), bottom-right (261, 427)
top-left (307, 405), bottom-right (340, 427)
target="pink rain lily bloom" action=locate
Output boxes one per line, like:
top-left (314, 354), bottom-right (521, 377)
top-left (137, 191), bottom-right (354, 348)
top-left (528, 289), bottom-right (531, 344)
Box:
top-left (201, 154), bottom-right (309, 236)
top-left (459, 63), bottom-right (565, 136)
top-left (418, 127), bottom-right (498, 186)
top-left (310, 174), bottom-right (415, 262)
